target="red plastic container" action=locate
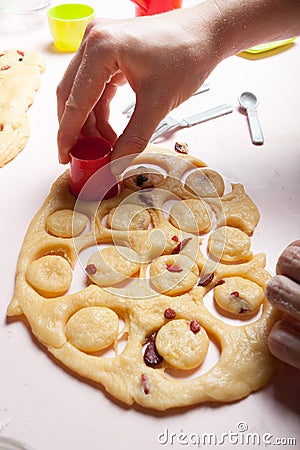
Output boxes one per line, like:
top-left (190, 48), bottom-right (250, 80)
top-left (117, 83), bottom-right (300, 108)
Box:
top-left (69, 136), bottom-right (118, 201)
top-left (132, 0), bottom-right (182, 16)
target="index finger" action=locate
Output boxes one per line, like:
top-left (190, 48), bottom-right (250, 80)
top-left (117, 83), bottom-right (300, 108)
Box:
top-left (57, 28), bottom-right (120, 163)
top-left (276, 240), bottom-right (300, 283)
top-left (57, 20), bottom-right (95, 122)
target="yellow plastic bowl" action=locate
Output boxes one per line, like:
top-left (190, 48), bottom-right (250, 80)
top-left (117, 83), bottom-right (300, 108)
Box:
top-left (245, 38), bottom-right (296, 54)
top-left (47, 3), bottom-right (94, 52)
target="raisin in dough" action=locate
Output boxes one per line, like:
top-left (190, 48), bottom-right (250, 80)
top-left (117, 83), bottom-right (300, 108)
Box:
top-left (0, 49), bottom-right (45, 167)
top-left (7, 144), bottom-right (279, 411)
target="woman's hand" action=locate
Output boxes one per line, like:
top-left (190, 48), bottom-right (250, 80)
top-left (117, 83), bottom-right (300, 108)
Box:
top-left (56, 6), bottom-right (219, 172)
top-left (266, 241), bottom-right (300, 369)
top-left (57, 0), bottom-right (300, 172)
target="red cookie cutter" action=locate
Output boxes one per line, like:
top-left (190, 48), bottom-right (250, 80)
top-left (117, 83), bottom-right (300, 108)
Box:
top-left (131, 0), bottom-right (182, 16)
top-left (69, 136), bottom-right (118, 201)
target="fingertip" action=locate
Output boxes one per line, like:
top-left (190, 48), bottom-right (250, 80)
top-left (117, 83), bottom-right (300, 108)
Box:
top-left (110, 158), bottom-right (124, 176)
top-left (58, 146), bottom-right (71, 165)
top-left (276, 244), bottom-right (300, 283)
top-left (110, 135), bottom-right (148, 175)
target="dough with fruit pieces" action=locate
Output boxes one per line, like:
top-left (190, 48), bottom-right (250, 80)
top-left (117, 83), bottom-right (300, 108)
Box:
top-left (7, 144), bottom-right (279, 410)
top-left (0, 49), bottom-right (45, 167)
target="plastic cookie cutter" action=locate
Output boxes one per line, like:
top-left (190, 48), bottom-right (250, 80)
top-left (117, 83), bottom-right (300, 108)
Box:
top-left (69, 136), bottom-right (119, 201)
top-left (150, 103), bottom-right (233, 141)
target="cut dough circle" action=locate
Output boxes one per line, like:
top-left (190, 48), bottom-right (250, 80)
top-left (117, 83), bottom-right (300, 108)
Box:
top-left (149, 254), bottom-right (199, 295)
top-left (66, 307), bottom-right (119, 352)
top-left (169, 199), bottom-right (212, 234)
top-left (214, 276), bottom-right (265, 315)
top-left (26, 255), bottom-right (72, 297)
top-left (46, 209), bottom-right (89, 238)
top-left (156, 319), bottom-right (209, 370)
top-left (208, 226), bottom-right (252, 263)
top-left (86, 246), bottom-right (140, 286)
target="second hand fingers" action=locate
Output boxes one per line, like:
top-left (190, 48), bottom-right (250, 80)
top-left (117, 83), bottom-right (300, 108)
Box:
top-left (268, 320), bottom-right (300, 370)
top-left (276, 241), bottom-right (300, 283)
top-left (266, 274), bottom-right (300, 320)
top-left (58, 29), bottom-right (120, 162)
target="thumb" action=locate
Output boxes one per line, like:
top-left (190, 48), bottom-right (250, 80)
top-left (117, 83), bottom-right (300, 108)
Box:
top-left (111, 97), bottom-right (168, 175)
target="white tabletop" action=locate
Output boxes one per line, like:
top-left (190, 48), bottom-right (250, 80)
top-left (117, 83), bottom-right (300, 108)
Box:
top-left (0, 1), bottom-right (299, 449)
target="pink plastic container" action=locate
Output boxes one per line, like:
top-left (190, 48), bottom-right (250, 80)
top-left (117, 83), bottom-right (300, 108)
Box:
top-left (132, 0), bottom-right (182, 16)
top-left (69, 136), bottom-right (118, 201)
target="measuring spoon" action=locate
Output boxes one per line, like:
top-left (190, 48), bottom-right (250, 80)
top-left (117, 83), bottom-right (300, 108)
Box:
top-left (239, 92), bottom-right (264, 145)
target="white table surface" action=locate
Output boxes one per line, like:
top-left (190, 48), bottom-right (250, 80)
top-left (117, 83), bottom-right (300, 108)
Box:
top-left (0, 1), bottom-right (299, 449)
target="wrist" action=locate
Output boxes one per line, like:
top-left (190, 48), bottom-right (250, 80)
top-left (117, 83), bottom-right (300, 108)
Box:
top-left (191, 0), bottom-right (300, 60)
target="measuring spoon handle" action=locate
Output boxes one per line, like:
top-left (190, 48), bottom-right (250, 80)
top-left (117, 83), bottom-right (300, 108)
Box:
top-left (246, 108), bottom-right (264, 145)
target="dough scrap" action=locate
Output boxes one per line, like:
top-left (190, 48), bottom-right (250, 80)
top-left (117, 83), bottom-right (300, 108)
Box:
top-left (0, 49), bottom-right (45, 167)
top-left (66, 306), bottom-right (119, 352)
top-left (7, 144), bottom-right (278, 410)
top-left (46, 209), bottom-right (89, 237)
top-left (169, 199), bottom-right (212, 234)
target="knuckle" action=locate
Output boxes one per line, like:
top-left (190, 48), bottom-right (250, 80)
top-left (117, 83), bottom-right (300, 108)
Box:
top-left (84, 22), bottom-right (125, 58)
top-left (120, 134), bottom-right (149, 153)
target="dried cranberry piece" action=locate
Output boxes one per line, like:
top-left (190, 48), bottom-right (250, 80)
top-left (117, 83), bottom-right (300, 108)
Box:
top-left (190, 319), bottom-right (201, 334)
top-left (0, 124), bottom-right (4, 131)
top-left (1, 65), bottom-right (10, 71)
top-left (164, 308), bottom-right (176, 319)
top-left (171, 237), bottom-right (192, 254)
top-left (174, 141), bottom-right (189, 154)
top-left (17, 50), bottom-right (24, 57)
top-left (215, 279), bottom-right (225, 287)
top-left (143, 331), bottom-right (157, 345)
top-left (239, 307), bottom-right (250, 314)
top-left (143, 341), bottom-right (163, 368)
top-left (171, 235), bottom-right (179, 242)
top-left (140, 373), bottom-right (150, 394)
top-left (231, 291), bottom-right (240, 298)
top-left (166, 264), bottom-right (183, 273)
top-left (198, 272), bottom-right (214, 286)
top-left (85, 263), bottom-right (97, 275)
top-left (136, 174), bottom-right (148, 187)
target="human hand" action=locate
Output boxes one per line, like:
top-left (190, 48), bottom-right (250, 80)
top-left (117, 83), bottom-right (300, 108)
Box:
top-left (56, 5), bottom-right (219, 172)
top-left (266, 241), bottom-right (300, 370)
